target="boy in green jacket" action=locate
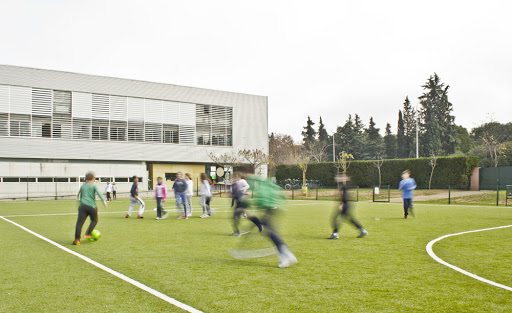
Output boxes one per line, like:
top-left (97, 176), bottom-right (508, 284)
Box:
top-left (73, 172), bottom-right (107, 245)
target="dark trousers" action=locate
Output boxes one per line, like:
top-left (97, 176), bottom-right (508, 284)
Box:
top-left (403, 198), bottom-right (412, 216)
top-left (106, 192), bottom-right (111, 201)
top-left (75, 205), bottom-right (98, 240)
top-left (332, 203), bottom-right (363, 233)
top-left (232, 200), bottom-right (258, 233)
top-left (156, 197), bottom-right (165, 218)
top-left (113, 191), bottom-right (116, 200)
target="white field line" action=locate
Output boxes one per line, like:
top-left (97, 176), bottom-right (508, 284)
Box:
top-left (426, 225), bottom-right (512, 292)
top-left (0, 216), bottom-right (203, 313)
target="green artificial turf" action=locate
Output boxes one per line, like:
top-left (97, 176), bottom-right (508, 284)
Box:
top-left (1, 198), bottom-right (511, 312)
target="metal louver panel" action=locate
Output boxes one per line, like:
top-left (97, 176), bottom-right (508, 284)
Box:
top-left (9, 86), bottom-right (31, 115)
top-left (52, 114), bottom-right (73, 139)
top-left (127, 97), bottom-right (144, 121)
top-left (72, 118), bottom-right (91, 140)
top-left (92, 119), bottom-right (109, 140)
top-left (128, 122), bottom-right (144, 142)
top-left (0, 85), bottom-right (9, 113)
top-left (92, 94), bottom-right (109, 120)
top-left (9, 114), bottom-right (31, 137)
top-left (179, 102), bottom-right (195, 144)
top-left (53, 90), bottom-right (71, 115)
top-left (144, 122), bottom-right (162, 142)
top-left (110, 121), bottom-right (127, 141)
top-left (163, 101), bottom-right (179, 125)
top-left (144, 99), bottom-right (162, 124)
top-left (109, 95), bottom-right (127, 121)
top-left (72, 92), bottom-right (92, 118)
top-left (31, 88), bottom-right (53, 116)
top-left (0, 113), bottom-right (8, 136)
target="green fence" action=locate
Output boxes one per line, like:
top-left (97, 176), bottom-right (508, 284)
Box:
top-left (479, 166), bottom-right (512, 190)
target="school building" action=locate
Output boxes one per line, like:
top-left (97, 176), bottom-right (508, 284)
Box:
top-left (0, 65), bottom-right (268, 199)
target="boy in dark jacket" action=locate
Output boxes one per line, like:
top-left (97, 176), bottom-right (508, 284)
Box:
top-left (173, 172), bottom-right (189, 219)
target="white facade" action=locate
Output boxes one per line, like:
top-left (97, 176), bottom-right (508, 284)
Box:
top-left (0, 65), bottom-right (268, 199)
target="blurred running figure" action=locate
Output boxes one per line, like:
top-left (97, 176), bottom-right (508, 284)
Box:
top-left (399, 169), bottom-right (417, 219)
top-left (248, 176), bottom-right (297, 268)
top-left (237, 173), bottom-right (250, 218)
top-left (327, 173), bottom-right (368, 239)
top-left (185, 173), bottom-right (194, 216)
top-left (112, 182), bottom-right (117, 200)
top-left (199, 173), bottom-right (212, 218)
top-left (231, 173), bottom-right (258, 236)
top-left (126, 176), bottom-right (145, 219)
top-left (154, 176), bottom-right (167, 220)
top-left (173, 172), bottom-right (188, 219)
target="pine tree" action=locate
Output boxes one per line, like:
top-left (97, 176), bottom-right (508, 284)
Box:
top-left (336, 114), bottom-right (356, 156)
top-left (418, 73), bottom-right (456, 156)
top-left (352, 114), bottom-right (365, 159)
top-left (317, 116), bottom-right (329, 144)
top-left (397, 110), bottom-right (406, 158)
top-left (384, 123), bottom-right (397, 159)
top-left (402, 96), bottom-right (416, 158)
top-left (301, 116), bottom-right (317, 150)
top-left (364, 117), bottom-right (383, 159)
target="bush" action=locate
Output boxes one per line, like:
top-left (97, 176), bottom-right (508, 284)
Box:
top-left (275, 156), bottom-right (479, 188)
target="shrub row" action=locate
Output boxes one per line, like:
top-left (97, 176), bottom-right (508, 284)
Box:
top-left (275, 156), bottom-right (479, 188)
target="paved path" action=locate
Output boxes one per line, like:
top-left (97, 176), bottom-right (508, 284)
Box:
top-left (389, 190), bottom-right (486, 203)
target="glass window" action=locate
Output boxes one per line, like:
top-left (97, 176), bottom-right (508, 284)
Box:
top-left (144, 123), bottom-right (162, 142)
top-left (55, 177), bottom-right (69, 182)
top-left (73, 118), bottom-right (91, 140)
top-left (69, 177), bottom-right (77, 182)
top-left (163, 124), bottom-right (179, 144)
top-left (10, 114), bottom-right (31, 137)
top-left (92, 120), bottom-right (109, 140)
top-left (165, 173), bottom-right (177, 181)
top-left (37, 177), bottom-right (53, 182)
top-left (53, 90), bottom-right (71, 115)
top-left (3, 177), bottom-right (20, 182)
top-left (128, 122), bottom-right (144, 142)
top-left (114, 177), bottom-right (129, 183)
top-left (20, 177), bottom-right (37, 182)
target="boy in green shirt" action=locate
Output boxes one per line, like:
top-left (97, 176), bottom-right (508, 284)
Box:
top-left (73, 172), bottom-right (107, 245)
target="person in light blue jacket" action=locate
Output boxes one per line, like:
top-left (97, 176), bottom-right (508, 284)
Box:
top-left (398, 170), bottom-right (417, 219)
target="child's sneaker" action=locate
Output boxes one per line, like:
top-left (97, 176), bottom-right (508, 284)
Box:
top-left (72, 239), bottom-right (80, 245)
top-left (83, 234), bottom-right (92, 239)
top-left (137, 215), bottom-right (144, 219)
top-left (357, 229), bottom-right (368, 238)
top-left (327, 233), bottom-right (339, 239)
top-left (162, 212), bottom-right (169, 219)
top-left (185, 215), bottom-right (189, 219)
top-left (156, 217), bottom-right (161, 220)
top-left (125, 214), bottom-right (130, 218)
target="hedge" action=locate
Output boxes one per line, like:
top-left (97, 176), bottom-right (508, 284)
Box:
top-left (275, 156), bottom-right (479, 188)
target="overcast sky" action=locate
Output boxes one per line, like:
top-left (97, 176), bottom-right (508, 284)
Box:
top-left (1, 0), bottom-right (511, 141)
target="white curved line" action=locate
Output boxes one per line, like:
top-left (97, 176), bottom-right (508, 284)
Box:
top-left (426, 225), bottom-right (512, 291)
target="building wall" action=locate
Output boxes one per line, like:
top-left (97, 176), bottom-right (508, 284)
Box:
top-left (0, 159), bottom-right (147, 199)
top-left (149, 163), bottom-right (206, 192)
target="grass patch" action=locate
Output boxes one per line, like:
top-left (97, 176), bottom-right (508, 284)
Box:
top-left (1, 198), bottom-right (512, 312)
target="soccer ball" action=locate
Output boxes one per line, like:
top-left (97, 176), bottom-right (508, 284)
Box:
top-left (89, 229), bottom-right (101, 242)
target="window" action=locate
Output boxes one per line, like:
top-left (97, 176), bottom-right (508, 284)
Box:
top-left (55, 177), bottom-right (69, 182)
top-left (114, 177), bottom-right (129, 183)
top-left (42, 123), bottom-right (52, 138)
top-left (80, 177), bottom-right (86, 183)
top-left (20, 177), bottom-right (36, 182)
top-left (163, 124), bottom-right (179, 144)
top-left (10, 114), bottom-right (31, 137)
top-left (92, 120), bottom-right (109, 140)
top-left (3, 177), bottom-right (20, 182)
top-left (69, 177), bottom-right (77, 182)
top-left (128, 122), bottom-right (144, 142)
top-left (165, 173), bottom-right (177, 181)
top-left (37, 177), bottom-right (53, 182)
top-left (52, 123), bottom-right (62, 138)
top-left (110, 121), bottom-right (127, 141)
top-left (129, 177), bottom-right (143, 183)
top-left (100, 177), bottom-right (112, 183)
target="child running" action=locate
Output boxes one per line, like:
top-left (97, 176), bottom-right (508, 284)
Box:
top-left (199, 173), bottom-right (212, 218)
top-left (247, 175), bottom-right (297, 268)
top-left (173, 172), bottom-right (189, 219)
top-left (112, 182), bottom-right (117, 200)
top-left (231, 173), bottom-right (261, 236)
top-left (185, 173), bottom-right (194, 216)
top-left (398, 169), bottom-right (417, 219)
top-left (154, 176), bottom-right (168, 220)
top-left (105, 182), bottom-right (112, 202)
top-left (73, 172), bottom-right (107, 245)
top-left (126, 176), bottom-right (145, 219)
top-left (327, 173), bottom-right (368, 239)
